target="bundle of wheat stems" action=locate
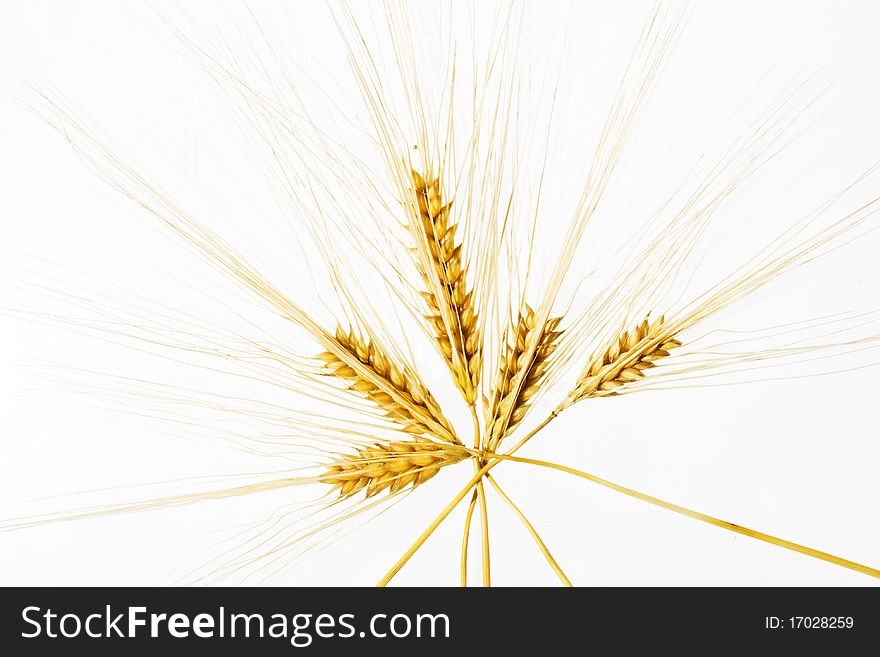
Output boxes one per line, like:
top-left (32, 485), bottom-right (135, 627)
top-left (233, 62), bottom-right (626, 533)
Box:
top-left (5, 0), bottom-right (880, 586)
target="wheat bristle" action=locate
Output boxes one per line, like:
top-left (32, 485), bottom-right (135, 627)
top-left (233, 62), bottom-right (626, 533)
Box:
top-left (318, 326), bottom-right (458, 443)
top-left (486, 305), bottom-right (562, 449)
top-left (411, 170), bottom-right (481, 403)
top-left (567, 315), bottom-right (681, 404)
top-left (322, 438), bottom-right (469, 498)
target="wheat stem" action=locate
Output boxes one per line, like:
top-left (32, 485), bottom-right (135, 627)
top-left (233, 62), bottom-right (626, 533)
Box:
top-left (460, 408), bottom-right (481, 587)
top-left (489, 453), bottom-right (880, 580)
top-left (472, 405), bottom-right (491, 587)
top-left (485, 474), bottom-right (572, 587)
top-left (460, 489), bottom-right (479, 587)
top-left (377, 414), bottom-right (555, 586)
top-left (477, 478), bottom-right (491, 587)
top-left (377, 469), bottom-right (484, 586)
top-left (461, 405), bottom-right (490, 587)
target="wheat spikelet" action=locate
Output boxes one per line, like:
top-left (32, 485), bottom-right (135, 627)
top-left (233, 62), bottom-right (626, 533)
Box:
top-left (411, 170), bottom-right (481, 403)
top-left (318, 326), bottom-right (458, 443)
top-left (322, 438), bottom-right (469, 498)
top-left (485, 305), bottom-right (562, 450)
top-left (565, 315), bottom-right (681, 405)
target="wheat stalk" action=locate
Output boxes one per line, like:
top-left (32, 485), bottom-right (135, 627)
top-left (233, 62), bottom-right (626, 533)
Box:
top-left (562, 315), bottom-right (680, 408)
top-left (318, 325), bottom-right (458, 444)
top-left (322, 438), bottom-right (468, 498)
top-left (411, 170), bottom-right (481, 404)
top-left (485, 305), bottom-right (562, 450)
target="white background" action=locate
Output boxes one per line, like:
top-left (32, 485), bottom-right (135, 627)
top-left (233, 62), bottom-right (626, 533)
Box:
top-left (1, 0), bottom-right (879, 586)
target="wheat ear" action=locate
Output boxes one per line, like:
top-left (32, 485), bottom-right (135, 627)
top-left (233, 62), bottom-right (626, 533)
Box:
top-left (485, 305), bottom-right (562, 450)
top-left (562, 315), bottom-right (680, 408)
top-left (322, 438), bottom-right (468, 498)
top-left (318, 326), bottom-right (458, 443)
top-left (411, 170), bottom-right (481, 403)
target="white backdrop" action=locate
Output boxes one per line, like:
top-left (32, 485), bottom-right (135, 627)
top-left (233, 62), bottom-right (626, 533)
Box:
top-left (1, 1), bottom-right (879, 586)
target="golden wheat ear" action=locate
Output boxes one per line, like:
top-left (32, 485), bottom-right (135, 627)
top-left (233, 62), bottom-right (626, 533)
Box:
top-left (317, 325), bottom-right (458, 444)
top-left (321, 438), bottom-right (469, 498)
top-left (408, 169), bottom-right (482, 404)
top-left (484, 303), bottom-right (563, 451)
top-left (561, 314), bottom-right (681, 409)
